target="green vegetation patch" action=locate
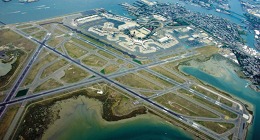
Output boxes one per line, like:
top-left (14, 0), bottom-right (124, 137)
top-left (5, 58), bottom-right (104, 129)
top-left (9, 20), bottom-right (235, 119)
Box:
top-left (101, 64), bottom-right (119, 74)
top-left (115, 73), bottom-right (162, 90)
top-left (15, 89), bottom-right (29, 98)
top-left (82, 54), bottom-right (107, 68)
top-left (133, 59), bottom-right (142, 65)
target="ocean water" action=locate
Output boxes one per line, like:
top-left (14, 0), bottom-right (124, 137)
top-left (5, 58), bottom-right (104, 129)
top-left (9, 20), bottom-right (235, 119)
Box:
top-left (0, 0), bottom-right (248, 25)
top-left (0, 0), bottom-right (259, 139)
top-left (180, 66), bottom-right (260, 140)
top-left (0, 0), bottom-right (255, 48)
top-left (45, 102), bottom-right (193, 140)
top-left (0, 0), bottom-right (134, 24)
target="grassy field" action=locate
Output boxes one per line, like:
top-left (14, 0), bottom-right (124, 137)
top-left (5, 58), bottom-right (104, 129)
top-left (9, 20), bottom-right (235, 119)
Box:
top-left (78, 34), bottom-right (105, 47)
top-left (163, 46), bottom-right (219, 71)
top-left (154, 92), bottom-right (218, 118)
top-left (71, 38), bottom-right (96, 50)
top-left (126, 63), bottom-right (135, 68)
top-left (0, 94), bottom-right (5, 102)
top-left (23, 52), bottom-right (58, 86)
top-left (21, 27), bottom-right (40, 34)
top-left (116, 59), bottom-right (125, 64)
top-left (61, 65), bottom-right (90, 83)
top-left (101, 64), bottom-right (120, 74)
top-left (47, 36), bottom-right (64, 48)
top-left (196, 121), bottom-right (234, 134)
top-left (151, 66), bottom-right (186, 83)
top-left (159, 53), bottom-right (180, 60)
top-left (115, 73), bottom-right (163, 90)
top-left (107, 47), bottom-right (124, 56)
top-left (53, 28), bottom-right (65, 36)
top-left (140, 60), bottom-right (152, 65)
top-left (195, 46), bottom-right (219, 57)
top-left (31, 30), bottom-right (47, 41)
top-left (98, 50), bottom-right (116, 59)
top-left (139, 92), bottom-right (155, 97)
top-left (37, 17), bottom-right (63, 25)
top-left (41, 59), bottom-right (69, 78)
top-left (57, 25), bottom-right (70, 32)
top-left (220, 97), bottom-right (233, 107)
top-left (177, 89), bottom-right (237, 119)
top-left (0, 29), bottom-right (36, 52)
top-left (0, 104), bottom-right (21, 140)
top-left (34, 78), bottom-right (63, 93)
top-left (41, 24), bottom-right (53, 31)
top-left (64, 42), bottom-right (87, 59)
top-left (16, 24), bottom-right (33, 29)
top-left (82, 54), bottom-right (107, 68)
top-left (191, 85), bottom-right (218, 100)
top-left (191, 85), bottom-right (233, 107)
top-left (137, 70), bottom-right (174, 88)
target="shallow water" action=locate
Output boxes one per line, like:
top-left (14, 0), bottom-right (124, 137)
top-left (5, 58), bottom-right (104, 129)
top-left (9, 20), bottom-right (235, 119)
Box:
top-left (43, 98), bottom-right (193, 140)
top-left (180, 66), bottom-right (260, 140)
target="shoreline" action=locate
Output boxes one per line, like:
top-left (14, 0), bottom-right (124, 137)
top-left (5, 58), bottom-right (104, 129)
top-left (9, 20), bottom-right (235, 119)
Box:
top-left (179, 65), bottom-right (254, 113)
top-left (177, 53), bottom-right (255, 109)
top-left (177, 56), bottom-right (255, 139)
top-left (13, 84), bottom-right (148, 139)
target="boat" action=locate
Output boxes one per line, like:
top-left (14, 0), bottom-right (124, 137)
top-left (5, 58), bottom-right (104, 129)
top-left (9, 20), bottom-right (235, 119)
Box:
top-left (19, 0), bottom-right (39, 3)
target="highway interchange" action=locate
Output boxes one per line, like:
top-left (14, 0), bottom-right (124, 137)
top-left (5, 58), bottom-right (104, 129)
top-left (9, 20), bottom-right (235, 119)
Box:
top-left (0, 18), bottom-right (251, 140)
